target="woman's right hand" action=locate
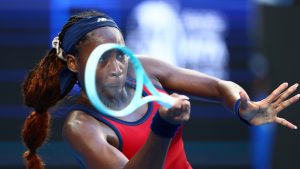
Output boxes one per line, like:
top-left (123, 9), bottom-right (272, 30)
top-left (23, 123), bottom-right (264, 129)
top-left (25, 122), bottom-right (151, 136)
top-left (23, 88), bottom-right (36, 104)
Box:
top-left (159, 93), bottom-right (191, 125)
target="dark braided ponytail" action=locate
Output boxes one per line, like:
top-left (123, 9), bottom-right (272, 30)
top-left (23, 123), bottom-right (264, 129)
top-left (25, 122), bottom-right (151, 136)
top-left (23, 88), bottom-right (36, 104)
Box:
top-left (21, 10), bottom-right (104, 169)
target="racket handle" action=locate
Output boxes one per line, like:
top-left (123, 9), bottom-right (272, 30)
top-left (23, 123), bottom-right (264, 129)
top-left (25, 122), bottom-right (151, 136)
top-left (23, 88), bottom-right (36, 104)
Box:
top-left (157, 93), bottom-right (176, 109)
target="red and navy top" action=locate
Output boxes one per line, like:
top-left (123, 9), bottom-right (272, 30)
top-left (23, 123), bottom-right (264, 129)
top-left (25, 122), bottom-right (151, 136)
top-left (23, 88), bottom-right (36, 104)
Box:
top-left (65, 84), bottom-right (192, 169)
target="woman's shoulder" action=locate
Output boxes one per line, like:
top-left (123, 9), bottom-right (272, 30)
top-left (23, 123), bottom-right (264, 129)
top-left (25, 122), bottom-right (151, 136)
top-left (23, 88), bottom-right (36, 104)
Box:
top-left (137, 55), bottom-right (175, 77)
top-left (136, 55), bottom-right (164, 86)
top-left (62, 110), bottom-right (121, 166)
top-left (137, 54), bottom-right (160, 67)
top-left (63, 110), bottom-right (113, 139)
top-left (63, 110), bottom-right (98, 138)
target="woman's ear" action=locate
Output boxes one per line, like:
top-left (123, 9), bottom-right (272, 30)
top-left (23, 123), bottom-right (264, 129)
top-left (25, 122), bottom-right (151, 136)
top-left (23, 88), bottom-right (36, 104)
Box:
top-left (66, 54), bottom-right (79, 73)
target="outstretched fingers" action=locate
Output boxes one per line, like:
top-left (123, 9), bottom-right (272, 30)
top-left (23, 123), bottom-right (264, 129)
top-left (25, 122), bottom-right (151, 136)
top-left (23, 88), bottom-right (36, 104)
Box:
top-left (265, 83), bottom-right (289, 103)
top-left (275, 117), bottom-right (297, 130)
top-left (273, 83), bottom-right (299, 106)
top-left (275, 94), bottom-right (300, 113)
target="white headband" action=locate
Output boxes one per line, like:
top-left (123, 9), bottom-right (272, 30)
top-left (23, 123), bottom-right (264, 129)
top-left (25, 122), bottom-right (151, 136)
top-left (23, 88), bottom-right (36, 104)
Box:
top-left (51, 36), bottom-right (66, 61)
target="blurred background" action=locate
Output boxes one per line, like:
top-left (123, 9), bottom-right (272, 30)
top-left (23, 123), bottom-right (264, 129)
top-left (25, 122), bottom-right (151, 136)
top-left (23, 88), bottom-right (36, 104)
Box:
top-left (0, 0), bottom-right (299, 168)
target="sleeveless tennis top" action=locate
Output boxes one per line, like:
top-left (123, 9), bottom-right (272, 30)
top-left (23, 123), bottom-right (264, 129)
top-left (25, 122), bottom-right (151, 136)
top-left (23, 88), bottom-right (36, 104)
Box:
top-left (65, 85), bottom-right (192, 169)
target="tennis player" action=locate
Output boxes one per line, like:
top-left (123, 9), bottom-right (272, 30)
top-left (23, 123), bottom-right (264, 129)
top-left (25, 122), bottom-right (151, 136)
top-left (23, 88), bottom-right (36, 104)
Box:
top-left (21, 10), bottom-right (299, 169)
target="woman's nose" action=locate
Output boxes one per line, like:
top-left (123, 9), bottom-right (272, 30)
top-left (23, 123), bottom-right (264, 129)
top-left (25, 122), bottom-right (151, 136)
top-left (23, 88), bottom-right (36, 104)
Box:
top-left (108, 57), bottom-right (122, 77)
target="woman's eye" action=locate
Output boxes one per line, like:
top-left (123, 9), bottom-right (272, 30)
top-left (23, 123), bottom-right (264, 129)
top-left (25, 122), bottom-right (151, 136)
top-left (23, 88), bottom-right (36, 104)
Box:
top-left (117, 54), bottom-right (124, 60)
top-left (98, 57), bottom-right (105, 63)
top-left (99, 53), bottom-right (109, 63)
top-left (116, 54), bottom-right (127, 61)
top-left (97, 51), bottom-right (127, 63)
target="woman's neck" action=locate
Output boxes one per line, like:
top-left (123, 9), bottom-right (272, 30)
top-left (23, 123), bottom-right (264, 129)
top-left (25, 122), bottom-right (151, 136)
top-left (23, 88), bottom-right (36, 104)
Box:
top-left (77, 88), bottom-right (148, 122)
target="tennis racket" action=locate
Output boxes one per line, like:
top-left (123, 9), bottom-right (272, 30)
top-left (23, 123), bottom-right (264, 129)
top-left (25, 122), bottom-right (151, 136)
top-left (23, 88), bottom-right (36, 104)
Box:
top-left (84, 43), bottom-right (175, 117)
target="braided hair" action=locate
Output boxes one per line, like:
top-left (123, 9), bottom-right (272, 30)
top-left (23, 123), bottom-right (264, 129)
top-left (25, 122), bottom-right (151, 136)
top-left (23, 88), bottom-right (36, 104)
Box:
top-left (21, 10), bottom-right (105, 169)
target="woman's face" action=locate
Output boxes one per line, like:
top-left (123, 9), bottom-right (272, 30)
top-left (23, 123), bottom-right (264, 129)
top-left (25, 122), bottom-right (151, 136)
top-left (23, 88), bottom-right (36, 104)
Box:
top-left (74, 26), bottom-right (128, 99)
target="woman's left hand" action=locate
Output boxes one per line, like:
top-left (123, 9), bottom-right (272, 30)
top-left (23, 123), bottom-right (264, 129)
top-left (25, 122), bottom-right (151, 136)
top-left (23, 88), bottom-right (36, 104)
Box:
top-left (239, 82), bottom-right (300, 129)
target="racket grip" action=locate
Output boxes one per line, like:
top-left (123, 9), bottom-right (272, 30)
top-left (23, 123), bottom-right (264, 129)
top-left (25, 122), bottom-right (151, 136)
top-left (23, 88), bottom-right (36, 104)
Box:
top-left (157, 93), bottom-right (176, 109)
top-left (150, 112), bottom-right (180, 138)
